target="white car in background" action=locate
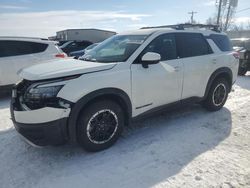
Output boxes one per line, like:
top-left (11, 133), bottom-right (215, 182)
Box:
top-left (0, 37), bottom-right (67, 88)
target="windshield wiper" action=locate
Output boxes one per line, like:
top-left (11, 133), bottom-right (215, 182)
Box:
top-left (80, 57), bottom-right (97, 62)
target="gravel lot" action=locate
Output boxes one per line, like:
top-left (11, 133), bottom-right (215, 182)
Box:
top-left (0, 75), bottom-right (249, 188)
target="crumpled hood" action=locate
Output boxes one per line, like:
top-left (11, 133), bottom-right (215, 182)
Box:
top-left (19, 58), bottom-right (117, 81)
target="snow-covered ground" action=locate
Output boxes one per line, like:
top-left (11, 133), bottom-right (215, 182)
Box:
top-left (0, 75), bottom-right (250, 188)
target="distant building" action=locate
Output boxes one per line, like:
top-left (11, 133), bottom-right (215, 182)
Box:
top-left (227, 30), bottom-right (250, 39)
top-left (56, 29), bottom-right (116, 43)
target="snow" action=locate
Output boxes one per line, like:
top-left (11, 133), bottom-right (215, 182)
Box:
top-left (0, 75), bottom-right (250, 188)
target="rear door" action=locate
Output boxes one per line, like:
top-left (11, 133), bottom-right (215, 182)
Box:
top-left (175, 33), bottom-right (214, 99)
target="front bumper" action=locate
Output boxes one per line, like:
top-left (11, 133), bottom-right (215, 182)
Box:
top-left (12, 118), bottom-right (68, 146)
top-left (11, 92), bottom-right (71, 146)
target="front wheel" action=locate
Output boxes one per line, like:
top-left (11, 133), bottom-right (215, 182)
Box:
top-left (76, 100), bottom-right (124, 152)
top-left (203, 78), bottom-right (230, 111)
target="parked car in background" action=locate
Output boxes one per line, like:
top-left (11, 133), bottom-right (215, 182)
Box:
top-left (231, 38), bottom-right (250, 75)
top-left (60, 40), bottom-right (93, 55)
top-left (69, 43), bottom-right (99, 59)
top-left (11, 24), bottom-right (239, 152)
top-left (57, 40), bottom-right (69, 47)
top-left (0, 37), bottom-right (67, 88)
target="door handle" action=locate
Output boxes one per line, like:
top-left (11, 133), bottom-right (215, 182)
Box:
top-left (212, 59), bottom-right (217, 64)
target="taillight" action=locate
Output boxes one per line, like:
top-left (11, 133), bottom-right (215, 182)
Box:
top-left (55, 53), bottom-right (67, 58)
top-left (233, 52), bottom-right (240, 59)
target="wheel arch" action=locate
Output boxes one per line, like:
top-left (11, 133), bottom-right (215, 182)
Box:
top-left (204, 67), bottom-right (233, 99)
top-left (67, 88), bottom-right (132, 142)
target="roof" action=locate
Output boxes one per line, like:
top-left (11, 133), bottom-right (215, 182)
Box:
top-left (119, 28), bottom-right (224, 37)
top-left (119, 28), bottom-right (174, 36)
top-left (56, 28), bottom-right (116, 34)
top-left (120, 23), bottom-right (225, 36)
top-left (0, 36), bottom-right (48, 40)
top-left (120, 24), bottom-right (224, 36)
top-left (0, 36), bottom-right (56, 44)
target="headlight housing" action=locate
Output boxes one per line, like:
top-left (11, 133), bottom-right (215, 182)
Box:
top-left (23, 84), bottom-right (63, 110)
top-left (26, 85), bottom-right (63, 100)
top-left (17, 75), bottom-right (80, 110)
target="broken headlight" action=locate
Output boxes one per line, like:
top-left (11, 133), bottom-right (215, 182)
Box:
top-left (23, 84), bottom-right (64, 110)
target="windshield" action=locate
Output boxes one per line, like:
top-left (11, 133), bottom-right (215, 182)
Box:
top-left (59, 41), bottom-right (73, 48)
top-left (82, 35), bottom-right (148, 63)
top-left (85, 43), bottom-right (99, 51)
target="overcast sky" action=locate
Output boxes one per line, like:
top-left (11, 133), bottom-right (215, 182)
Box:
top-left (0, 0), bottom-right (249, 37)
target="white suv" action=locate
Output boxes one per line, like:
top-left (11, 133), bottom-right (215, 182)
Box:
top-left (11, 25), bottom-right (239, 152)
top-left (0, 37), bottom-right (66, 88)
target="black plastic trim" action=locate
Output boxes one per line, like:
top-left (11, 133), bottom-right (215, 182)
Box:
top-left (136, 103), bottom-right (153, 109)
top-left (133, 97), bottom-right (202, 121)
top-left (204, 67), bottom-right (233, 99)
top-left (13, 118), bottom-right (68, 146)
top-left (67, 88), bottom-right (132, 142)
top-left (10, 97), bottom-right (68, 146)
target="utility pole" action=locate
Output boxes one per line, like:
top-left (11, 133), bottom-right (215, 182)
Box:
top-left (224, 0), bottom-right (232, 31)
top-left (188, 11), bottom-right (197, 24)
top-left (217, 0), bottom-right (223, 25)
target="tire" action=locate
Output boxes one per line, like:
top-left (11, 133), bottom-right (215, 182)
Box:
top-left (238, 67), bottom-right (247, 76)
top-left (203, 78), bottom-right (230, 112)
top-left (76, 100), bottom-right (124, 152)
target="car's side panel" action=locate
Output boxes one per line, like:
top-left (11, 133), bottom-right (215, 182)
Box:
top-left (57, 65), bottom-right (132, 107)
top-left (0, 40), bottom-right (61, 86)
top-left (0, 53), bottom-right (45, 86)
top-left (131, 60), bottom-right (183, 117)
top-left (180, 54), bottom-right (213, 99)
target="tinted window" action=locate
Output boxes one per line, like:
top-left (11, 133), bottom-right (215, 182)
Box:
top-left (141, 34), bottom-right (177, 61)
top-left (210, 34), bottom-right (232, 52)
top-left (176, 33), bottom-right (212, 58)
top-left (0, 40), bottom-right (48, 58)
top-left (78, 41), bottom-right (92, 48)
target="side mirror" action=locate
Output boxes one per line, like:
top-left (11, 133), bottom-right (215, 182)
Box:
top-left (141, 52), bottom-right (161, 68)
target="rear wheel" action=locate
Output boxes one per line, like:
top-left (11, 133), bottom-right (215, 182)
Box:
top-left (203, 78), bottom-right (230, 111)
top-left (76, 100), bottom-right (124, 152)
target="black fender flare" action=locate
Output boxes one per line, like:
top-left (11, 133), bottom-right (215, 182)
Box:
top-left (204, 67), bottom-right (233, 99)
top-left (67, 88), bottom-right (132, 142)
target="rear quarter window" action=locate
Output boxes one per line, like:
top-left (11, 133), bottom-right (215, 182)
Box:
top-left (0, 40), bottom-right (48, 58)
top-left (209, 34), bottom-right (232, 52)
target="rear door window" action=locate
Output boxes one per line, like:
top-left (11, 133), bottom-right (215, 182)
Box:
top-left (0, 40), bottom-right (48, 58)
top-left (175, 33), bottom-right (212, 58)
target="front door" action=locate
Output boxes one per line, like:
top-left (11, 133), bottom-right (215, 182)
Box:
top-left (131, 33), bottom-right (183, 116)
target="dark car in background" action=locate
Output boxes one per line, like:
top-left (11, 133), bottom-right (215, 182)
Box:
top-left (69, 43), bottom-right (99, 59)
top-left (231, 38), bottom-right (250, 75)
top-left (60, 40), bottom-right (93, 55)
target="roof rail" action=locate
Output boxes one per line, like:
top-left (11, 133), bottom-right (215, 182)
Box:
top-left (141, 23), bottom-right (221, 32)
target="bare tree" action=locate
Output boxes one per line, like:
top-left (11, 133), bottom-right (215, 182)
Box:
top-left (213, 0), bottom-right (238, 31)
top-left (230, 23), bottom-right (244, 31)
top-left (206, 17), bottom-right (217, 25)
